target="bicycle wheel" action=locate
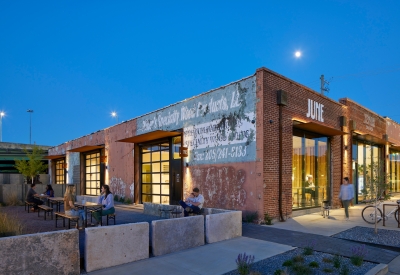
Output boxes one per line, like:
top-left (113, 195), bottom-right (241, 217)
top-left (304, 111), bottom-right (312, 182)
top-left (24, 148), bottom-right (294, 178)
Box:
top-left (395, 209), bottom-right (399, 223)
top-left (362, 206), bottom-right (383, 224)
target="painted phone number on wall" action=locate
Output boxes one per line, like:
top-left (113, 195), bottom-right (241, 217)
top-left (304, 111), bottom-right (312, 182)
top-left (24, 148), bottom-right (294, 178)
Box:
top-left (193, 145), bottom-right (247, 162)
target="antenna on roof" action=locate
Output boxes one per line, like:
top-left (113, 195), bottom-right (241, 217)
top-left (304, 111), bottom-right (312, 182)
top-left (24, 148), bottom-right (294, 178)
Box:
top-left (320, 75), bottom-right (330, 96)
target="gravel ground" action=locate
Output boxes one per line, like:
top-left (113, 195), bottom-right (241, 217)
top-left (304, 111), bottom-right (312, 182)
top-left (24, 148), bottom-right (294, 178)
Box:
top-left (223, 248), bottom-right (376, 275)
top-left (333, 226), bottom-right (400, 248)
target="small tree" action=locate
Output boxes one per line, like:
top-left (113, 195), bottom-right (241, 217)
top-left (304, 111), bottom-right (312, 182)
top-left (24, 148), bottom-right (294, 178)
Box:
top-left (14, 145), bottom-right (48, 184)
top-left (363, 157), bottom-right (390, 234)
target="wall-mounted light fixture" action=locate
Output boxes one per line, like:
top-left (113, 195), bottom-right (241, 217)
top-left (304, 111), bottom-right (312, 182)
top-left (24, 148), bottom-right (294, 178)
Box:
top-left (186, 162), bottom-right (189, 167)
top-left (344, 145), bottom-right (348, 150)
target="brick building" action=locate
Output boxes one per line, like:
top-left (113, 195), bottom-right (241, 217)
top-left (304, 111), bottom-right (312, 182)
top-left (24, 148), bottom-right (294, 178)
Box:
top-left (47, 67), bottom-right (400, 219)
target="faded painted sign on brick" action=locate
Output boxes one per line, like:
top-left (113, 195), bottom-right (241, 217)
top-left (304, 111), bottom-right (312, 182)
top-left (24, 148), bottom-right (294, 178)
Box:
top-left (137, 76), bottom-right (256, 164)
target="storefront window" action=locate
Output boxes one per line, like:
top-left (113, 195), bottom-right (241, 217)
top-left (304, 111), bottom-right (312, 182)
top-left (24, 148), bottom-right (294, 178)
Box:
top-left (292, 131), bottom-right (329, 209)
top-left (389, 150), bottom-right (400, 193)
top-left (55, 159), bottom-right (65, 185)
top-left (353, 140), bottom-right (382, 203)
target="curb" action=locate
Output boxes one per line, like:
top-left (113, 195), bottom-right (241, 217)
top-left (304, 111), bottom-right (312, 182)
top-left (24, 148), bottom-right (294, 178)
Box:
top-left (365, 264), bottom-right (388, 275)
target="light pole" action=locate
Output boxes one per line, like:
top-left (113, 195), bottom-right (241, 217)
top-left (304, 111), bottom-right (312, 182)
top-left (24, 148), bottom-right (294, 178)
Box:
top-left (111, 112), bottom-right (118, 124)
top-left (0, 111), bottom-right (5, 142)
top-left (27, 109), bottom-right (33, 144)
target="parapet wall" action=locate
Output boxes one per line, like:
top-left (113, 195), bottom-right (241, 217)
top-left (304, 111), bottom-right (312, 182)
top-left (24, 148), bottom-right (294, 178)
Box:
top-left (85, 222), bottom-right (149, 272)
top-left (205, 211), bottom-right (242, 243)
top-left (0, 229), bottom-right (79, 275)
top-left (152, 215), bottom-right (204, 256)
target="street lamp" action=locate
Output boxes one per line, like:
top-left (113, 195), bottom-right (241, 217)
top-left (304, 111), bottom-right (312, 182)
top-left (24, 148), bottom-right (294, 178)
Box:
top-left (0, 111), bottom-right (5, 142)
top-left (27, 109), bottom-right (33, 144)
top-left (111, 112), bottom-right (118, 124)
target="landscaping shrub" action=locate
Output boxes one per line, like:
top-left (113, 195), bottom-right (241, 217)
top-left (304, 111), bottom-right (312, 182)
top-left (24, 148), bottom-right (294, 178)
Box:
top-left (264, 212), bottom-right (273, 225)
top-left (292, 254), bottom-right (304, 263)
top-left (350, 244), bottom-right (367, 266)
top-left (236, 252), bottom-right (255, 275)
top-left (244, 212), bottom-right (258, 223)
top-left (0, 212), bottom-right (23, 237)
top-left (302, 240), bottom-right (316, 255)
top-left (4, 191), bottom-right (22, 206)
top-left (309, 261), bottom-right (319, 268)
top-left (322, 257), bottom-right (332, 263)
top-left (333, 254), bottom-right (341, 268)
top-left (291, 263), bottom-right (312, 275)
top-left (282, 260), bottom-right (293, 267)
top-left (124, 197), bottom-right (133, 204)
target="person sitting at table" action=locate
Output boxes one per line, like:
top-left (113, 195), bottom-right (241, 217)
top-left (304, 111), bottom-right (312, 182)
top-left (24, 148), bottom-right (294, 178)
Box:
top-left (44, 184), bottom-right (54, 197)
top-left (179, 187), bottom-right (204, 217)
top-left (304, 175), bottom-right (316, 204)
top-left (64, 184), bottom-right (86, 229)
top-left (26, 183), bottom-right (43, 211)
top-left (91, 185), bottom-right (115, 226)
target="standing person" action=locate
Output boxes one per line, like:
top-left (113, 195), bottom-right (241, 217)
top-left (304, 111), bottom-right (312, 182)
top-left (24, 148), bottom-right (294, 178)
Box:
top-left (339, 177), bottom-right (354, 221)
top-left (26, 183), bottom-right (43, 211)
top-left (91, 185), bottom-right (115, 226)
top-left (64, 184), bottom-right (86, 229)
top-left (45, 184), bottom-right (54, 197)
top-left (179, 187), bottom-right (204, 217)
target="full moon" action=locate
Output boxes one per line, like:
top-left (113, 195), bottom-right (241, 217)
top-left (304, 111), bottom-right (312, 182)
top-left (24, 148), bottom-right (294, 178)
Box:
top-left (295, 51), bottom-right (301, 58)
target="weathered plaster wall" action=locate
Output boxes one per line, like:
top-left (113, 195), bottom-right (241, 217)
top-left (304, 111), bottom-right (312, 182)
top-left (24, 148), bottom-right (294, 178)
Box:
top-left (186, 163), bottom-right (258, 211)
top-left (137, 76), bottom-right (257, 165)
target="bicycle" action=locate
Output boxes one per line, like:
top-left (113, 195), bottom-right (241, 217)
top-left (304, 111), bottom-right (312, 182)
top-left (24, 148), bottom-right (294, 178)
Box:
top-left (362, 199), bottom-right (400, 224)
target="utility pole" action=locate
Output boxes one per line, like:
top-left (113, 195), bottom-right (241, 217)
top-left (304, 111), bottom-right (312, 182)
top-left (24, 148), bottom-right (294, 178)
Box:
top-left (320, 75), bottom-right (330, 96)
top-left (27, 109), bottom-right (33, 144)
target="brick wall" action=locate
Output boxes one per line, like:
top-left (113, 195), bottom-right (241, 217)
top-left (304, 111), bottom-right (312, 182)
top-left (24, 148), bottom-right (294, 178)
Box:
top-left (258, 68), bottom-right (345, 217)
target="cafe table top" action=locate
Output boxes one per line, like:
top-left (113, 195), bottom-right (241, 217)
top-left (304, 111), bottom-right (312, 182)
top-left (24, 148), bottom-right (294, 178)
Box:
top-left (74, 201), bottom-right (102, 207)
top-left (48, 197), bottom-right (64, 202)
top-left (35, 194), bottom-right (49, 199)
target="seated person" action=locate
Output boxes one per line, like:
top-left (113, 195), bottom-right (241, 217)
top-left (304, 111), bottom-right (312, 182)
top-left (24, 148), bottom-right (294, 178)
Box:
top-left (64, 184), bottom-right (86, 229)
top-left (179, 187), bottom-right (204, 217)
top-left (91, 185), bottom-right (115, 226)
top-left (304, 175), bottom-right (316, 203)
top-left (26, 183), bottom-right (43, 211)
top-left (45, 184), bottom-right (54, 197)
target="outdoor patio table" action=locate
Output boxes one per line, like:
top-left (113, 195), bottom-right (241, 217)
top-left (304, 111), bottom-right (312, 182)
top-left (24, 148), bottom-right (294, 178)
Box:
top-left (74, 201), bottom-right (103, 227)
top-left (34, 194), bottom-right (49, 206)
top-left (48, 197), bottom-right (64, 212)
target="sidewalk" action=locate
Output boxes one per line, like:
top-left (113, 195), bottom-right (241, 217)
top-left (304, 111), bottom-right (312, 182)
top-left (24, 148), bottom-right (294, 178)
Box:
top-left (86, 237), bottom-right (294, 275)
top-left (84, 197), bottom-right (400, 275)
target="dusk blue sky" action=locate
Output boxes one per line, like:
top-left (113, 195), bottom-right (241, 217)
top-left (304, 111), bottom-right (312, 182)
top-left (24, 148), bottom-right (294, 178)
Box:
top-left (1, 1), bottom-right (399, 146)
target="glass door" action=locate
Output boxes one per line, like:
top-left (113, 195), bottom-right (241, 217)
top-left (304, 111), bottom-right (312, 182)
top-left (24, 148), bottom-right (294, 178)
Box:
top-left (141, 140), bottom-right (170, 204)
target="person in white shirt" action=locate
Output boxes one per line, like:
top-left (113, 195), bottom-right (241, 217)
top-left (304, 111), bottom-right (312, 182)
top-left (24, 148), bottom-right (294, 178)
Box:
top-left (91, 185), bottom-right (115, 226)
top-left (179, 187), bottom-right (204, 217)
top-left (339, 177), bottom-right (354, 220)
